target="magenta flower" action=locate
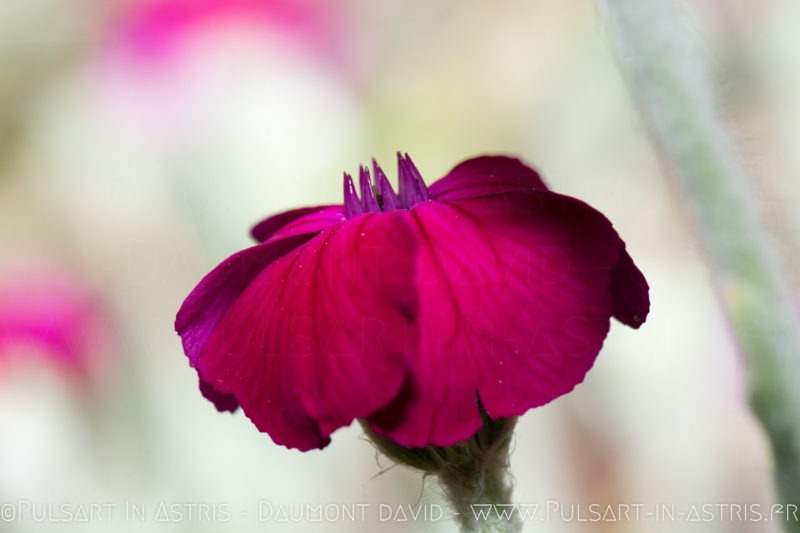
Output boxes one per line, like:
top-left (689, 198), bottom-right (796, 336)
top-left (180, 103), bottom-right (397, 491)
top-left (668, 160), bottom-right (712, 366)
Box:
top-left (109, 0), bottom-right (343, 67)
top-left (176, 154), bottom-right (649, 451)
top-left (0, 260), bottom-right (113, 380)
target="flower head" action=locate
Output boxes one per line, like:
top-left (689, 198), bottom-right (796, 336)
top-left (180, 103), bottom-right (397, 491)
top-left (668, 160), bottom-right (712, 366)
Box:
top-left (176, 154), bottom-right (649, 451)
top-left (0, 259), bottom-right (114, 381)
top-left (110, 0), bottom-right (342, 67)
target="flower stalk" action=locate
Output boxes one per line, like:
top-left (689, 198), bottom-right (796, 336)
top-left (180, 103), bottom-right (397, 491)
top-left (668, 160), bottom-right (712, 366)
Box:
top-left (363, 415), bottom-right (521, 533)
top-left (602, 0), bottom-right (800, 526)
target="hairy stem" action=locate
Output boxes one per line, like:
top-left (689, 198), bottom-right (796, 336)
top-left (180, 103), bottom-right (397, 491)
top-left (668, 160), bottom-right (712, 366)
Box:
top-left (435, 418), bottom-right (520, 533)
top-left (602, 0), bottom-right (800, 527)
top-left (363, 416), bottom-right (521, 532)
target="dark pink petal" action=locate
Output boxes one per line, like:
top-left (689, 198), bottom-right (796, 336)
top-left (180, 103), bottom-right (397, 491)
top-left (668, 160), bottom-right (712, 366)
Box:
top-left (251, 205), bottom-right (343, 243)
top-left (610, 248), bottom-right (650, 328)
top-left (199, 378), bottom-right (239, 412)
top-left (196, 214), bottom-right (419, 451)
top-left (429, 155), bottom-right (549, 201)
top-left (367, 191), bottom-right (623, 447)
top-left (175, 234), bottom-right (310, 366)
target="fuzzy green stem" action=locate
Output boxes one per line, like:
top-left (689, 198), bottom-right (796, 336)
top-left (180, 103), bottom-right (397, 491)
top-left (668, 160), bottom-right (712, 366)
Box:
top-left (436, 447), bottom-right (520, 533)
top-left (434, 419), bottom-right (520, 533)
top-left (363, 416), bottom-right (521, 533)
top-left (602, 0), bottom-right (800, 527)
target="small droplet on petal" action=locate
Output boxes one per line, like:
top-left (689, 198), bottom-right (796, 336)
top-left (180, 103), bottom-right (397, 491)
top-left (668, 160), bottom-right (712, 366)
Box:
top-left (359, 166), bottom-right (381, 213)
top-left (343, 173), bottom-right (363, 218)
top-left (373, 159), bottom-right (400, 211)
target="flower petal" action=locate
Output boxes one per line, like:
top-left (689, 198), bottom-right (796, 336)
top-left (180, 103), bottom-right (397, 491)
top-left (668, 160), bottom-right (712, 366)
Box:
top-left (610, 247), bottom-right (650, 328)
top-left (196, 214), bottom-right (419, 451)
top-left (429, 155), bottom-right (548, 201)
top-left (175, 234), bottom-right (310, 366)
top-left (199, 378), bottom-right (239, 412)
top-left (250, 205), bottom-right (344, 243)
top-left (368, 191), bottom-right (624, 446)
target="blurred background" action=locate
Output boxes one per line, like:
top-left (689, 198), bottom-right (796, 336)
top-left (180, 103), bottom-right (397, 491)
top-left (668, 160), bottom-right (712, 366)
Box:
top-left (0, 0), bottom-right (798, 531)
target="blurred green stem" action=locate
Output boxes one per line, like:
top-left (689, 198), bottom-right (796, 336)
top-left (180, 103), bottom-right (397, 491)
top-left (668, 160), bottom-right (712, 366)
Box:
top-left (603, 0), bottom-right (800, 528)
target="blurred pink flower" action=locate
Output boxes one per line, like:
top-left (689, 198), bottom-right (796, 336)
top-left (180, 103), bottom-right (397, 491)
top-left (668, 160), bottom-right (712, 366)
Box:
top-left (108, 0), bottom-right (347, 70)
top-left (90, 0), bottom-right (362, 203)
top-left (0, 260), bottom-right (114, 380)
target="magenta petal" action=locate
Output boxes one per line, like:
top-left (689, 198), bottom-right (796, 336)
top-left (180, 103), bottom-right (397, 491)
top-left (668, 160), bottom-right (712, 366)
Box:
top-left (199, 378), bottom-right (239, 412)
top-left (196, 214), bottom-right (419, 451)
top-left (429, 155), bottom-right (549, 201)
top-left (175, 234), bottom-right (310, 367)
top-left (610, 248), bottom-right (650, 328)
top-left (251, 205), bottom-right (343, 243)
top-left (367, 191), bottom-right (622, 446)
top-left (177, 236), bottom-right (304, 413)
